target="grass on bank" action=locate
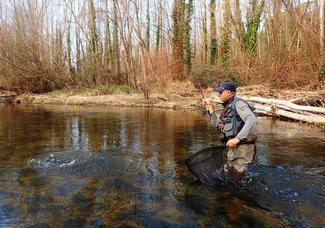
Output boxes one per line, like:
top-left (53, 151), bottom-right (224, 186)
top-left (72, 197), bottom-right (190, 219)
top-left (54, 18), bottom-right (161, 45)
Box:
top-left (46, 80), bottom-right (200, 98)
top-left (48, 85), bottom-right (136, 97)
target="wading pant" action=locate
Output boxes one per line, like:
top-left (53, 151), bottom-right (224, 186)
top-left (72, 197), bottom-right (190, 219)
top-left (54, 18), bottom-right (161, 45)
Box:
top-left (226, 144), bottom-right (256, 181)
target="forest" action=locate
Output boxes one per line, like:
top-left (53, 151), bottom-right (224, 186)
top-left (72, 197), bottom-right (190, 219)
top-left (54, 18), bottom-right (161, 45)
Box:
top-left (0, 0), bottom-right (324, 93)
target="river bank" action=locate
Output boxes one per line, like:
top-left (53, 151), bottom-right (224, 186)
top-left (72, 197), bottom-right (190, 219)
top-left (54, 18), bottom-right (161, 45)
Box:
top-left (14, 93), bottom-right (200, 110)
top-left (1, 84), bottom-right (325, 128)
top-left (10, 84), bottom-right (325, 109)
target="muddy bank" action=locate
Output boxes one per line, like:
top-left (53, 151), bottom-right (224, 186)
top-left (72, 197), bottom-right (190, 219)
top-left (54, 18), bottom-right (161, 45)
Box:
top-left (14, 84), bottom-right (325, 109)
top-left (14, 93), bottom-right (200, 110)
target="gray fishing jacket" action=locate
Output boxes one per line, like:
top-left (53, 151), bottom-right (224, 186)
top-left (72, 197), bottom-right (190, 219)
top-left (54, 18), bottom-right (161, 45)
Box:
top-left (210, 96), bottom-right (257, 143)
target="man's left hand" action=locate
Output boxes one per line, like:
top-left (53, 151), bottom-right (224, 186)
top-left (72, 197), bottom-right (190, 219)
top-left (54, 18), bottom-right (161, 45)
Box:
top-left (226, 138), bottom-right (240, 148)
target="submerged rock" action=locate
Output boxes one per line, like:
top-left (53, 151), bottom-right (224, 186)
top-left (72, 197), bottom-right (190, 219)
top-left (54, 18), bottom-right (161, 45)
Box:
top-left (90, 218), bottom-right (105, 228)
top-left (63, 218), bottom-right (84, 228)
top-left (28, 223), bottom-right (50, 228)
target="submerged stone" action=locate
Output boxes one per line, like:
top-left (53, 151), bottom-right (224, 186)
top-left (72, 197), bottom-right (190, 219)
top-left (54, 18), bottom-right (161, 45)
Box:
top-left (90, 218), bottom-right (104, 228)
top-left (28, 223), bottom-right (50, 228)
top-left (0, 204), bottom-right (19, 220)
top-left (63, 218), bottom-right (84, 228)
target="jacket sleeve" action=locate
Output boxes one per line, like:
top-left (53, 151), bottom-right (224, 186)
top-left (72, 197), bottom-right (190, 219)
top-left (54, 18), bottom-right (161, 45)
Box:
top-left (235, 101), bottom-right (257, 141)
top-left (209, 111), bottom-right (219, 128)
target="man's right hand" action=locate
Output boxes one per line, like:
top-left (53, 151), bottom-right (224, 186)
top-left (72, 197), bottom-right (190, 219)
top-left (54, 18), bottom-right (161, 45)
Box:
top-left (201, 98), bottom-right (216, 113)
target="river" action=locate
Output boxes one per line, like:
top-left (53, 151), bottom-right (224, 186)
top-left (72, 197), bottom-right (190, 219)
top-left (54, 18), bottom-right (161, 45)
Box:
top-left (0, 104), bottom-right (324, 227)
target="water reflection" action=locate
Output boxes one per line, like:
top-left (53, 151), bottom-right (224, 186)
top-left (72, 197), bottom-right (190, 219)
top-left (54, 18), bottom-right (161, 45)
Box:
top-left (0, 104), bottom-right (324, 227)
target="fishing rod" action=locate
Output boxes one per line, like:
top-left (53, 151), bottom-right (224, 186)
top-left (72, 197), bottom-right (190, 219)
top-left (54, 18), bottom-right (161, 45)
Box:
top-left (194, 78), bottom-right (221, 103)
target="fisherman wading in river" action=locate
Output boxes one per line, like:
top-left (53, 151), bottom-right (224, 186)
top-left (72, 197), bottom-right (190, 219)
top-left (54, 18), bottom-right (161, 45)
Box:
top-left (202, 82), bottom-right (257, 183)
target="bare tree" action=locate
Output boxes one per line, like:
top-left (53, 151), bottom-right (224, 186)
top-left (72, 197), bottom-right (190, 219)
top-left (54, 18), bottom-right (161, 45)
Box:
top-left (210, 0), bottom-right (217, 65)
top-left (321, 0), bottom-right (325, 64)
top-left (172, 0), bottom-right (185, 79)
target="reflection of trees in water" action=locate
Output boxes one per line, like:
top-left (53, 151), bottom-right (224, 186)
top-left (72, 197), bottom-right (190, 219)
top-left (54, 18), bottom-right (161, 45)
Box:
top-left (77, 113), bottom-right (122, 153)
top-left (17, 168), bottom-right (64, 226)
top-left (111, 109), bottom-right (220, 222)
top-left (18, 171), bottom-right (102, 226)
top-left (67, 178), bottom-right (98, 224)
top-left (0, 106), bottom-right (224, 225)
top-left (0, 106), bottom-right (216, 162)
top-left (0, 106), bottom-right (69, 162)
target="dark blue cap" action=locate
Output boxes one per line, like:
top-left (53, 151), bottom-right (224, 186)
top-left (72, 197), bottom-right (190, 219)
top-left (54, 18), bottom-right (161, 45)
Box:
top-left (213, 82), bottom-right (237, 93)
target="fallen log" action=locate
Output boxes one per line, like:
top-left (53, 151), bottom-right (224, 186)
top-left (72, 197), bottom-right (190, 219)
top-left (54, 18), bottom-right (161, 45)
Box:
top-left (242, 96), bottom-right (325, 114)
top-left (253, 103), bottom-right (325, 124)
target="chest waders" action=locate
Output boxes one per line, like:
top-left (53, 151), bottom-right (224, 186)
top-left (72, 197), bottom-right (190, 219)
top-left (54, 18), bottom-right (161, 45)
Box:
top-left (220, 97), bottom-right (255, 142)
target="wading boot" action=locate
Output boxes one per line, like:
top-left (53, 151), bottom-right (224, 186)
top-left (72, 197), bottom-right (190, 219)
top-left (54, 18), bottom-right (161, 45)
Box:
top-left (226, 165), bottom-right (245, 184)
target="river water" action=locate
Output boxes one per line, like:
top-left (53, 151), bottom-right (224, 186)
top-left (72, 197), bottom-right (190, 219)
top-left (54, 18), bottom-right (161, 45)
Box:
top-left (0, 104), bottom-right (324, 227)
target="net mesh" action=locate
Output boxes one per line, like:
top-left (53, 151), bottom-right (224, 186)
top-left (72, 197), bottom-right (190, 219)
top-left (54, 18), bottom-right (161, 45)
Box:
top-left (185, 146), bottom-right (227, 186)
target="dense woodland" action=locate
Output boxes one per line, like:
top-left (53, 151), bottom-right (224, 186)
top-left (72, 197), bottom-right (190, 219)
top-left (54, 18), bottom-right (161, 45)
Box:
top-left (0, 0), bottom-right (324, 93)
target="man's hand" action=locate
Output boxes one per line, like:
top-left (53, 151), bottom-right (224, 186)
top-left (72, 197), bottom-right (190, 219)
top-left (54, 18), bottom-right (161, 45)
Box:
top-left (201, 98), bottom-right (216, 113)
top-left (226, 138), bottom-right (240, 148)
top-left (217, 122), bottom-right (224, 130)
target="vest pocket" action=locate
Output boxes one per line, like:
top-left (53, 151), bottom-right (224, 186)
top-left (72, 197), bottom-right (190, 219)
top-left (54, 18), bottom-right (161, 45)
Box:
top-left (223, 122), bottom-right (234, 138)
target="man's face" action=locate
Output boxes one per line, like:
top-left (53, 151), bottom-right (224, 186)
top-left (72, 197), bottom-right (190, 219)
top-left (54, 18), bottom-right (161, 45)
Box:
top-left (217, 90), bottom-right (233, 102)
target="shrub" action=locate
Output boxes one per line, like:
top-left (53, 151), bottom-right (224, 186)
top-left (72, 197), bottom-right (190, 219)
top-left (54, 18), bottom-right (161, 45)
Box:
top-left (114, 85), bottom-right (135, 94)
top-left (190, 65), bottom-right (244, 89)
top-left (226, 72), bottom-right (245, 87)
top-left (190, 65), bottom-right (225, 89)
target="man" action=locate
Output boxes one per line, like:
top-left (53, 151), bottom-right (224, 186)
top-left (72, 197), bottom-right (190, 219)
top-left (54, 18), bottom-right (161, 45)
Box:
top-left (202, 82), bottom-right (257, 182)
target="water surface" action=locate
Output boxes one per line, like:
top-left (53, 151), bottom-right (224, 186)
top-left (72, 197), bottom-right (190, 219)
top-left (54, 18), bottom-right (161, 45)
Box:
top-left (0, 104), bottom-right (324, 227)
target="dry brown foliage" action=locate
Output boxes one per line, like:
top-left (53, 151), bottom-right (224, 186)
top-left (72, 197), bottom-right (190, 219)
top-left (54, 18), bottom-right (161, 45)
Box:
top-left (0, 0), bottom-right (324, 94)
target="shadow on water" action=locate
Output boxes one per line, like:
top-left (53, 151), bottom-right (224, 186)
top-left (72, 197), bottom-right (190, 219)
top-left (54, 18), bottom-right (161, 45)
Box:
top-left (0, 104), bottom-right (324, 227)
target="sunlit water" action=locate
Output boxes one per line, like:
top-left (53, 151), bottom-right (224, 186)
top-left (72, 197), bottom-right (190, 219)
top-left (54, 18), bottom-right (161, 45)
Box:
top-left (0, 104), bottom-right (324, 227)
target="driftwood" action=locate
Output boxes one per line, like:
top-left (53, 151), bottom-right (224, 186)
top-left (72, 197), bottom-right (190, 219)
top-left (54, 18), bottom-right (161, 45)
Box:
top-left (242, 96), bottom-right (325, 114)
top-left (253, 103), bottom-right (325, 124)
top-left (207, 95), bottom-right (325, 125)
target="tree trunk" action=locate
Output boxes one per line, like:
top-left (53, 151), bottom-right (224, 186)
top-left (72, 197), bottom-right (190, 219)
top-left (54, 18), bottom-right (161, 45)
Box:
top-left (104, 0), bottom-right (113, 67)
top-left (184, 0), bottom-right (193, 75)
top-left (233, 0), bottom-right (243, 50)
top-left (76, 25), bottom-right (81, 72)
top-left (88, 0), bottom-right (98, 60)
top-left (202, 3), bottom-right (208, 65)
top-left (210, 0), bottom-right (217, 65)
top-left (172, 0), bottom-right (185, 79)
top-left (243, 0), bottom-right (265, 54)
top-left (146, 0), bottom-right (150, 50)
top-left (113, 0), bottom-right (120, 75)
top-left (66, 21), bottom-right (72, 75)
top-left (220, 0), bottom-right (231, 67)
top-left (156, 0), bottom-right (162, 49)
top-left (321, 0), bottom-right (325, 64)
top-left (272, 0), bottom-right (281, 53)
